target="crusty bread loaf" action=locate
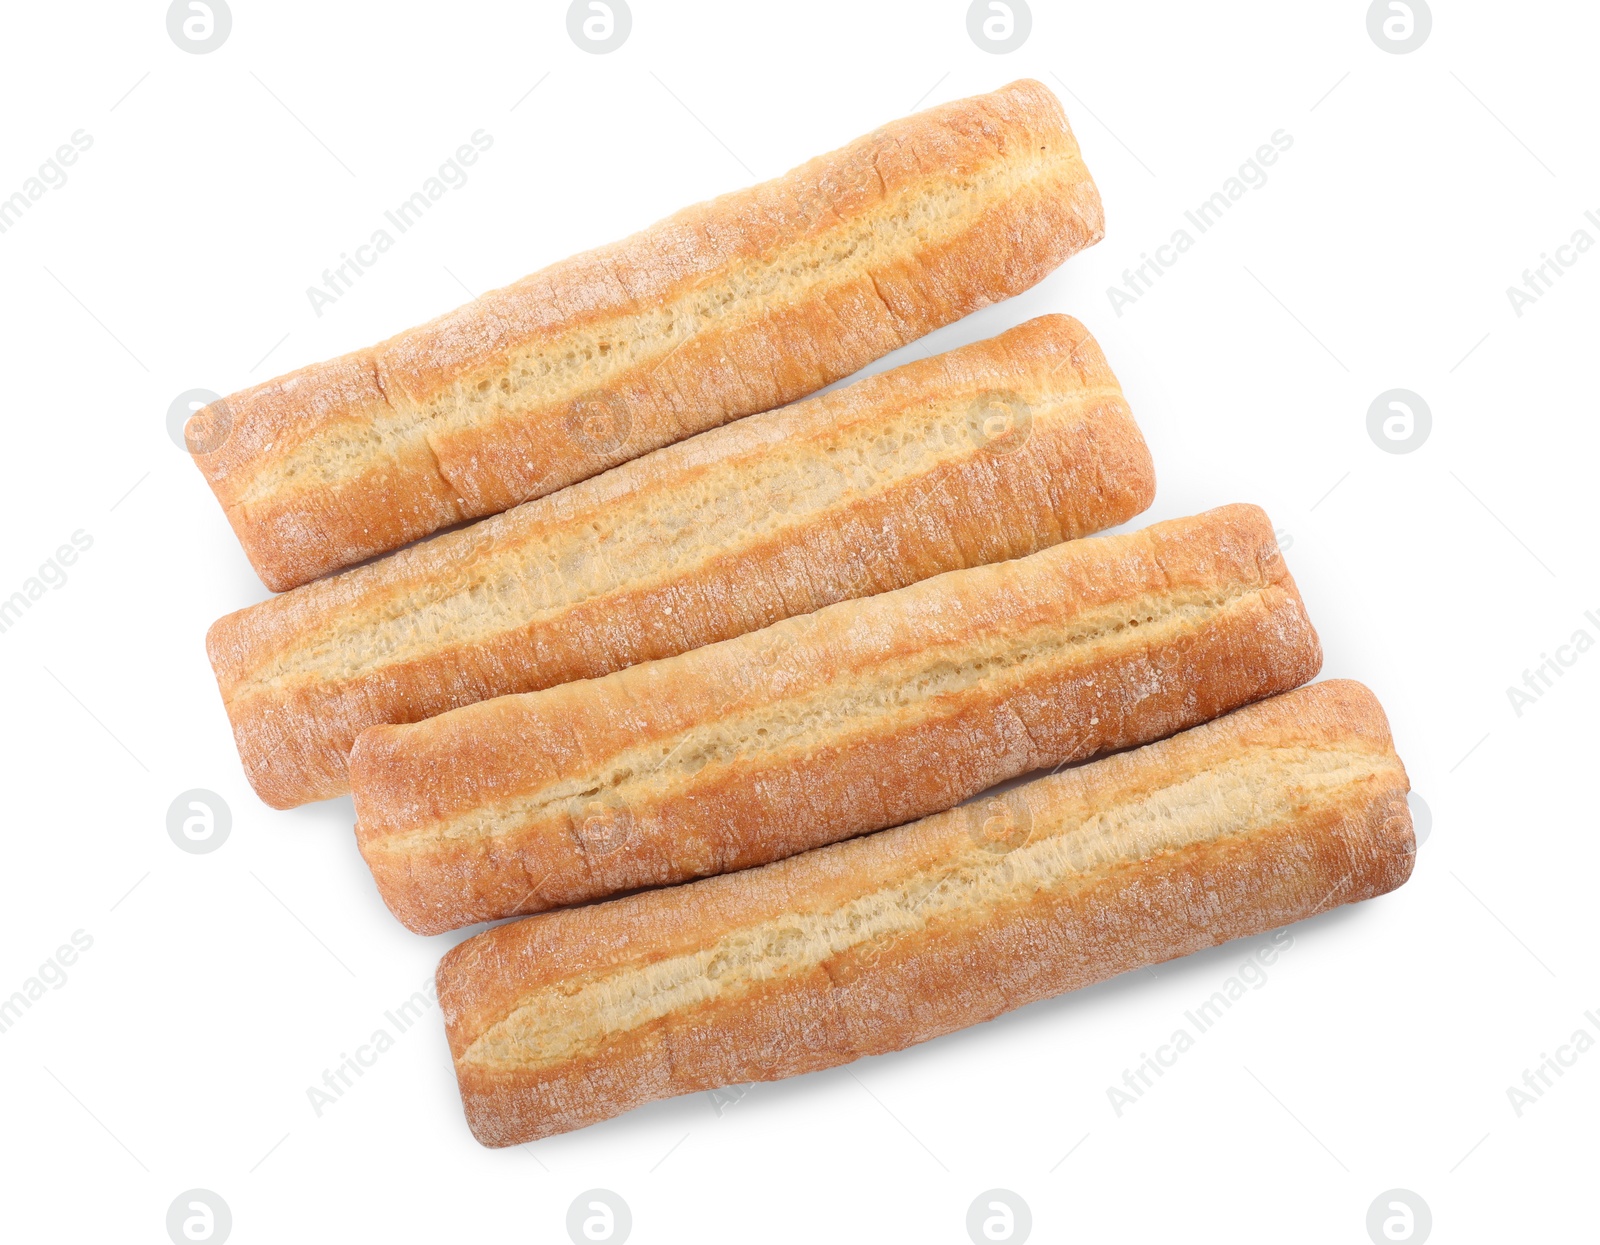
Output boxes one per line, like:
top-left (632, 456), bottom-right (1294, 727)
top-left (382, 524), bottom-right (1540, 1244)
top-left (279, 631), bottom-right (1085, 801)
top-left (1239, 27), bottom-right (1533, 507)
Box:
top-left (208, 315), bottom-right (1154, 809)
top-left (437, 679), bottom-right (1414, 1145)
top-left (187, 80), bottom-right (1105, 591)
top-left (353, 504), bottom-right (1319, 934)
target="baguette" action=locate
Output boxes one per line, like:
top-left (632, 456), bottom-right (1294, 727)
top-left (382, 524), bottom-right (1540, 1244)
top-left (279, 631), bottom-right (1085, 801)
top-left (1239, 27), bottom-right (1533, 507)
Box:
top-left (353, 504), bottom-right (1320, 934)
top-left (209, 315), bottom-right (1154, 809)
top-left (437, 680), bottom-right (1414, 1145)
top-left (187, 80), bottom-right (1105, 590)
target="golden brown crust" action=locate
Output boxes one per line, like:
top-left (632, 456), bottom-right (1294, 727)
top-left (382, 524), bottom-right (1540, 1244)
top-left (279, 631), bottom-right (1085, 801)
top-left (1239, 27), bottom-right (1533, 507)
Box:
top-left (209, 315), bottom-right (1154, 808)
top-left (437, 680), bottom-right (1413, 1145)
top-left (352, 504), bottom-right (1321, 934)
top-left (188, 80), bottom-right (1105, 590)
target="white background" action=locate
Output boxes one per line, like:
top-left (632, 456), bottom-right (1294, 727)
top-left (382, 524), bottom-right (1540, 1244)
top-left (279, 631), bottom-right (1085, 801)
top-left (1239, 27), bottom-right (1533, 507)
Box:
top-left (1, 1), bottom-right (1595, 1241)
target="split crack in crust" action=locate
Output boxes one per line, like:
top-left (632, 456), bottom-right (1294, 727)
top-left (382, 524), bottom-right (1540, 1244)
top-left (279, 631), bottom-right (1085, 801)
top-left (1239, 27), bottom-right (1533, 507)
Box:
top-left (192, 79), bottom-right (1106, 588)
top-left (371, 580), bottom-right (1285, 855)
top-left (434, 680), bottom-right (1415, 1144)
top-left (460, 742), bottom-right (1395, 1073)
top-left (222, 379), bottom-right (1128, 697)
top-left (232, 118), bottom-right (1079, 506)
